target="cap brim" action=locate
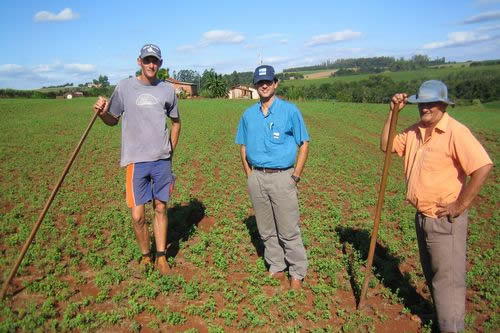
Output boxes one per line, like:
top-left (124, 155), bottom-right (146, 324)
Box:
top-left (408, 94), bottom-right (455, 106)
top-left (141, 53), bottom-right (161, 60)
top-left (253, 76), bottom-right (276, 84)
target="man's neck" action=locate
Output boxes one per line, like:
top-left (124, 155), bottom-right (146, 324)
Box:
top-left (138, 74), bottom-right (157, 85)
top-left (420, 115), bottom-right (444, 141)
top-left (260, 95), bottom-right (275, 115)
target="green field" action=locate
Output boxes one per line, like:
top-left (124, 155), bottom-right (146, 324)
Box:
top-left (0, 98), bottom-right (498, 332)
top-left (281, 64), bottom-right (500, 87)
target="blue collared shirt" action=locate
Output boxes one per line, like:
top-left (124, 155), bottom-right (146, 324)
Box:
top-left (235, 97), bottom-right (310, 168)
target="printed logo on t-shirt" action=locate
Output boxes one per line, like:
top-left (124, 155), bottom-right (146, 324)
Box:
top-left (136, 93), bottom-right (158, 107)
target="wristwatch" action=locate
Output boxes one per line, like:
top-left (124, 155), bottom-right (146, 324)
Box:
top-left (291, 175), bottom-right (300, 183)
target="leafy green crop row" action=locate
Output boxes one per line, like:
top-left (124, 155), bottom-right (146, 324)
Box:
top-left (0, 97), bottom-right (497, 332)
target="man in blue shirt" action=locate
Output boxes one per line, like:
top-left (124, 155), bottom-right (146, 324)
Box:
top-left (235, 65), bottom-right (309, 289)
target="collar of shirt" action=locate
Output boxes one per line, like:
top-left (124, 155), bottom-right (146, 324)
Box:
top-left (417, 112), bottom-right (450, 142)
top-left (257, 97), bottom-right (279, 117)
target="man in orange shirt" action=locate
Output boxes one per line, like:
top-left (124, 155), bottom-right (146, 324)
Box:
top-left (380, 80), bottom-right (492, 333)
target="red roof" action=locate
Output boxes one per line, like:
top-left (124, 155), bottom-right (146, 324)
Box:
top-left (166, 78), bottom-right (197, 86)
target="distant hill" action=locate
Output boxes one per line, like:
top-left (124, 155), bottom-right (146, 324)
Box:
top-left (276, 62), bottom-right (500, 104)
top-left (281, 62), bottom-right (500, 87)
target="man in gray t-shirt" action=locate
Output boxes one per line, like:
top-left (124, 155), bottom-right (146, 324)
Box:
top-left (93, 44), bottom-right (181, 275)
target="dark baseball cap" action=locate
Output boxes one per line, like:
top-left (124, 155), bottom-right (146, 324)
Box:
top-left (253, 65), bottom-right (276, 84)
top-left (140, 44), bottom-right (162, 60)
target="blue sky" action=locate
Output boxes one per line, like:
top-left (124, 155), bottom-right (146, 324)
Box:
top-left (1, 0), bottom-right (499, 89)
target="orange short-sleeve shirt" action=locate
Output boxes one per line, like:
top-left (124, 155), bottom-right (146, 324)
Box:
top-left (392, 112), bottom-right (492, 217)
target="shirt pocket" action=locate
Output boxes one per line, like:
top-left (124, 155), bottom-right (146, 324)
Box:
top-left (421, 145), bottom-right (452, 172)
top-left (267, 123), bottom-right (286, 144)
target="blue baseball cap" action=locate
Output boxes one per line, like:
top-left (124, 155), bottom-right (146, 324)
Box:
top-left (253, 65), bottom-right (276, 84)
top-left (140, 44), bottom-right (162, 60)
top-left (408, 80), bottom-right (455, 106)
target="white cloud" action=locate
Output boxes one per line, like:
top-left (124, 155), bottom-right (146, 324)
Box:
top-left (279, 39), bottom-right (288, 45)
top-left (263, 56), bottom-right (291, 65)
top-left (0, 61), bottom-right (97, 89)
top-left (256, 33), bottom-right (285, 40)
top-left (30, 62), bottom-right (95, 74)
top-left (33, 64), bottom-right (54, 73)
top-left (176, 44), bottom-right (197, 52)
top-left (34, 8), bottom-right (80, 22)
top-left (475, 24), bottom-right (500, 31)
top-left (463, 10), bottom-right (500, 24)
top-left (64, 64), bottom-right (96, 72)
top-left (0, 64), bottom-right (24, 73)
top-left (201, 30), bottom-right (245, 45)
top-left (423, 31), bottom-right (493, 49)
top-left (176, 30), bottom-right (245, 53)
top-left (306, 30), bottom-right (362, 47)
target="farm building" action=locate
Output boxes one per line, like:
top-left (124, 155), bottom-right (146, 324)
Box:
top-left (165, 78), bottom-right (198, 97)
top-left (228, 85), bottom-right (258, 99)
top-left (61, 91), bottom-right (84, 99)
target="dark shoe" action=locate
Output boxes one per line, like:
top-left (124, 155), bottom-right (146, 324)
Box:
top-left (290, 277), bottom-right (302, 290)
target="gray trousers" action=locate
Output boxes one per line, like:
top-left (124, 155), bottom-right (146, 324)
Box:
top-left (415, 211), bottom-right (468, 332)
top-left (247, 168), bottom-right (308, 280)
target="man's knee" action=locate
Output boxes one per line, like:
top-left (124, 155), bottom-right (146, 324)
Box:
top-left (153, 200), bottom-right (166, 216)
top-left (131, 206), bottom-right (145, 226)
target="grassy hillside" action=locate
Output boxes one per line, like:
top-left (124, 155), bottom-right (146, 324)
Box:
top-left (281, 63), bottom-right (500, 87)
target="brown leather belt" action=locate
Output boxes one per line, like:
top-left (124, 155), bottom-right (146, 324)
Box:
top-left (251, 166), bottom-right (292, 173)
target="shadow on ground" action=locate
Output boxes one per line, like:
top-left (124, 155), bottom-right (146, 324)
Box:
top-left (164, 198), bottom-right (206, 259)
top-left (336, 226), bottom-right (435, 328)
top-left (243, 215), bottom-right (264, 258)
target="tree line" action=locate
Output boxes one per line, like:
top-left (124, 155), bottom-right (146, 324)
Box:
top-left (276, 69), bottom-right (500, 105)
top-left (284, 55), bottom-right (447, 73)
top-left (2, 60), bottom-right (499, 104)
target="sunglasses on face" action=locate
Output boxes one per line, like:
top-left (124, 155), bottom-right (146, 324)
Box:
top-left (256, 80), bottom-right (274, 86)
top-left (142, 57), bottom-right (160, 65)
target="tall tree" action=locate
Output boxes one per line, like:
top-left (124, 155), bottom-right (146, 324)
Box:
top-left (176, 69), bottom-right (200, 84)
top-left (200, 68), bottom-right (216, 90)
top-left (229, 70), bottom-right (240, 87)
top-left (93, 75), bottom-right (110, 87)
top-left (157, 68), bottom-right (169, 81)
top-left (206, 72), bottom-right (228, 98)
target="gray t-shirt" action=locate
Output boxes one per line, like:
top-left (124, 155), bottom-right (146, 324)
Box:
top-left (108, 77), bottom-right (179, 167)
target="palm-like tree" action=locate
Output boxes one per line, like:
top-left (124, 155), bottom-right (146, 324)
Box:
top-left (206, 73), bottom-right (228, 98)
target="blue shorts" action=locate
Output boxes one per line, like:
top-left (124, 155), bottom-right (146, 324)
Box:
top-left (126, 159), bottom-right (174, 208)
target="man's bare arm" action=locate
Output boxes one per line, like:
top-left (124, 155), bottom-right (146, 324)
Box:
top-left (170, 117), bottom-right (181, 152)
top-left (93, 96), bottom-right (118, 126)
top-left (240, 145), bottom-right (252, 177)
top-left (293, 141), bottom-right (309, 177)
top-left (380, 93), bottom-right (408, 152)
top-left (436, 163), bottom-right (493, 218)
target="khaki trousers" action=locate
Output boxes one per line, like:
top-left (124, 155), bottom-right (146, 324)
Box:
top-left (247, 168), bottom-right (308, 280)
top-left (415, 211), bottom-right (468, 332)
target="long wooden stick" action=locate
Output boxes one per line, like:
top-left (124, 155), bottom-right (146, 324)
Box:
top-left (1, 110), bottom-right (100, 299)
top-left (358, 104), bottom-right (400, 309)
